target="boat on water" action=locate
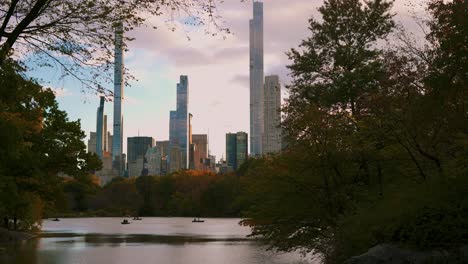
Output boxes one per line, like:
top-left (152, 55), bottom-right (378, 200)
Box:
top-left (52, 218), bottom-right (60, 221)
top-left (192, 218), bottom-right (205, 223)
top-left (121, 219), bottom-right (130, 225)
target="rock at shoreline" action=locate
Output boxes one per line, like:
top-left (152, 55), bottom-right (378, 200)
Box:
top-left (344, 244), bottom-right (468, 264)
top-left (0, 228), bottom-right (36, 244)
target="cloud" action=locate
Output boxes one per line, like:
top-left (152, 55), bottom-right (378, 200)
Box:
top-left (50, 87), bottom-right (73, 97)
top-left (230, 74), bottom-right (249, 87)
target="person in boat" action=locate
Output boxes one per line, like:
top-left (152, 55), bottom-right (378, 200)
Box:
top-left (121, 219), bottom-right (130, 224)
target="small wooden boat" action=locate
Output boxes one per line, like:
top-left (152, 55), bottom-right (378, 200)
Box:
top-left (121, 219), bottom-right (130, 225)
top-left (52, 218), bottom-right (60, 221)
top-left (192, 218), bottom-right (205, 223)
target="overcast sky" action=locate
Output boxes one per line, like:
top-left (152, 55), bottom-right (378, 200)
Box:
top-left (31, 0), bottom-right (428, 161)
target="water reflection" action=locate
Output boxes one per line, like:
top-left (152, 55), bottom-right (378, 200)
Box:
top-left (0, 218), bottom-right (316, 264)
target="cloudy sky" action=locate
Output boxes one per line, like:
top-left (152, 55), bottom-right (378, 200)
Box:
top-left (29, 0), bottom-right (428, 160)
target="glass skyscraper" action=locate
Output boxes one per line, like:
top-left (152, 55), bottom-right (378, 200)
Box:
top-left (96, 96), bottom-right (105, 159)
top-left (250, 1), bottom-right (264, 156)
top-left (127, 136), bottom-right (154, 177)
top-left (226, 133), bottom-right (237, 169)
top-left (226, 132), bottom-right (248, 170)
top-left (169, 75), bottom-right (189, 172)
top-left (112, 23), bottom-right (124, 176)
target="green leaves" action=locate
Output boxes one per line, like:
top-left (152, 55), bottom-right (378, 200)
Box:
top-left (0, 61), bottom-right (101, 230)
top-left (242, 0), bottom-right (467, 263)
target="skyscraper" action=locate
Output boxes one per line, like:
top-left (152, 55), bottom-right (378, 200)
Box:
top-left (189, 113), bottom-right (194, 169)
top-left (263, 75), bottom-right (282, 154)
top-left (226, 132), bottom-right (249, 171)
top-left (192, 134), bottom-right (209, 171)
top-left (236, 132), bottom-right (249, 168)
top-left (103, 115), bottom-right (108, 152)
top-left (112, 23), bottom-right (124, 176)
top-left (169, 75), bottom-right (189, 172)
top-left (250, 1), bottom-right (264, 156)
top-left (88, 132), bottom-right (97, 154)
top-left (226, 133), bottom-right (237, 169)
top-left (127, 137), bottom-right (155, 164)
top-left (96, 96), bottom-right (105, 158)
top-left (127, 136), bottom-right (154, 177)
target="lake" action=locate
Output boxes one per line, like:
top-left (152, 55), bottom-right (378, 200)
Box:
top-left (0, 218), bottom-right (317, 264)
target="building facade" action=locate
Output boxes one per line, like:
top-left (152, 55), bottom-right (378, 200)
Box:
top-left (263, 75), bottom-right (282, 154)
top-left (145, 147), bottom-right (162, 176)
top-left (127, 136), bottom-right (154, 177)
top-left (103, 115), bottom-right (108, 152)
top-left (169, 75), bottom-right (189, 172)
top-left (226, 133), bottom-right (237, 169)
top-left (250, 1), bottom-right (264, 156)
top-left (96, 96), bottom-right (105, 158)
top-left (226, 132), bottom-right (249, 171)
top-left (112, 23), bottom-right (125, 176)
top-left (88, 132), bottom-right (97, 154)
top-left (236, 132), bottom-right (249, 169)
top-left (192, 134), bottom-right (209, 171)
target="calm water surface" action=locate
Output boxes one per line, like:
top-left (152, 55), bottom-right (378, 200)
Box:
top-left (0, 218), bottom-right (317, 264)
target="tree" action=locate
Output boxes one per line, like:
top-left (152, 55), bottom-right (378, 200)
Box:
top-left (241, 0), bottom-right (467, 263)
top-left (0, 0), bottom-right (233, 94)
top-left (0, 60), bottom-right (100, 229)
top-left (242, 0), bottom-right (395, 256)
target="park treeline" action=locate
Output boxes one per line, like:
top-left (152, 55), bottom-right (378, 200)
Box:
top-left (60, 171), bottom-right (243, 218)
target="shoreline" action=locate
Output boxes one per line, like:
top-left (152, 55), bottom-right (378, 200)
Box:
top-left (0, 228), bottom-right (36, 245)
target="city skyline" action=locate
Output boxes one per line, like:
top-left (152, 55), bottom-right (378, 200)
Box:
top-left (39, 0), bottom-right (424, 160)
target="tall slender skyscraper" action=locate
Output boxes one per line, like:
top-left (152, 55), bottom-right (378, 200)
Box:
top-left (103, 115), bottom-right (108, 152)
top-left (263, 75), bottom-right (282, 154)
top-left (169, 76), bottom-right (189, 172)
top-left (112, 23), bottom-right (124, 176)
top-left (250, 1), bottom-right (264, 156)
top-left (96, 96), bottom-right (105, 158)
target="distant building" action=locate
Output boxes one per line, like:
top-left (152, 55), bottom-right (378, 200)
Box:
top-left (128, 156), bottom-right (144, 178)
top-left (217, 159), bottom-right (234, 174)
top-left (103, 115), bottom-right (108, 152)
top-left (88, 132), bottom-right (97, 154)
top-left (263, 75), bottom-right (282, 154)
top-left (189, 113), bottom-right (195, 169)
top-left (226, 132), bottom-right (249, 170)
top-left (192, 134), bottom-right (209, 171)
top-left (127, 137), bottom-right (154, 177)
top-left (112, 23), bottom-right (125, 176)
top-left (96, 96), bottom-right (105, 158)
top-left (145, 147), bottom-right (162, 176)
top-left (169, 75), bottom-right (189, 172)
top-left (250, 1), bottom-right (264, 156)
top-left (107, 132), bottom-right (113, 154)
top-left (169, 145), bottom-right (183, 173)
top-left (156, 141), bottom-right (169, 156)
top-left (208, 155), bottom-right (216, 173)
top-left (156, 140), bottom-right (170, 175)
top-left (236, 132), bottom-right (249, 169)
top-left (226, 133), bottom-right (237, 169)
top-left (95, 151), bottom-right (114, 186)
